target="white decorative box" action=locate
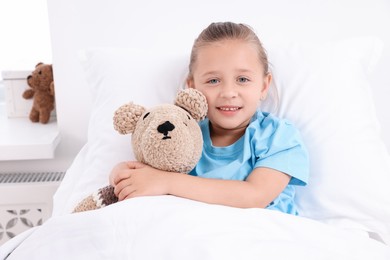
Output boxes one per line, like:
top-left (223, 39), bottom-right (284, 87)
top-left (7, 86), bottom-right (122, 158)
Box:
top-left (2, 70), bottom-right (32, 118)
top-left (1, 70), bottom-right (56, 118)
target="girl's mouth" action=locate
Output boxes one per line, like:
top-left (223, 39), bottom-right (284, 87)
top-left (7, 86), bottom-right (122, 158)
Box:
top-left (218, 106), bottom-right (241, 111)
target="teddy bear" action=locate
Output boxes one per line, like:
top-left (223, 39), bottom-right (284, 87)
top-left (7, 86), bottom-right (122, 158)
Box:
top-left (22, 62), bottom-right (55, 124)
top-left (73, 88), bottom-right (208, 212)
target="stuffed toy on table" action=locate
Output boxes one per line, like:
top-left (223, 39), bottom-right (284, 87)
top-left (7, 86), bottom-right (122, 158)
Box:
top-left (73, 88), bottom-right (208, 213)
top-left (22, 62), bottom-right (55, 124)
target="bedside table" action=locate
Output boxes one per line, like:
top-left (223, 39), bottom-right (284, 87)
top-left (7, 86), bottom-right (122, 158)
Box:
top-left (0, 70), bottom-right (60, 160)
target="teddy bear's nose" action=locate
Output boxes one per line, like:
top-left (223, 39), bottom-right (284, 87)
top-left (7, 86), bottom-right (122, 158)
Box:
top-left (157, 121), bottom-right (175, 138)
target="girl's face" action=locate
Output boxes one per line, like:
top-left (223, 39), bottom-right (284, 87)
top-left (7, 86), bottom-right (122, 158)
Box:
top-left (188, 39), bottom-right (271, 135)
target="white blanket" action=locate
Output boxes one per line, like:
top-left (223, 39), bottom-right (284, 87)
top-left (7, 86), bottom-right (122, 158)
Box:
top-left (2, 196), bottom-right (389, 260)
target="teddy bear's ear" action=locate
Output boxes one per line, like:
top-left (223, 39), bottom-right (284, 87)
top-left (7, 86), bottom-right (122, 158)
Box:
top-left (113, 103), bottom-right (146, 134)
top-left (35, 62), bottom-right (44, 68)
top-left (175, 88), bottom-right (208, 122)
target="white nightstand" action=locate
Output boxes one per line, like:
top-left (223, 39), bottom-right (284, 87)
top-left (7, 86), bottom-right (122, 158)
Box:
top-left (2, 70), bottom-right (33, 118)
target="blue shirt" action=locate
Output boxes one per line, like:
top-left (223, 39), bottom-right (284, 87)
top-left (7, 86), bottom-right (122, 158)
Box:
top-left (189, 110), bottom-right (309, 215)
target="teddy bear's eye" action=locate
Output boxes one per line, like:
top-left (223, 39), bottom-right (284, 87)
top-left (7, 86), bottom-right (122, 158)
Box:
top-left (38, 70), bottom-right (42, 75)
top-left (183, 114), bottom-right (191, 126)
top-left (143, 112), bottom-right (150, 120)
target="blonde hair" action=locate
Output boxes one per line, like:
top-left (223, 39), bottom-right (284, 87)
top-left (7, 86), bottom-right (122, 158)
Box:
top-left (188, 22), bottom-right (269, 79)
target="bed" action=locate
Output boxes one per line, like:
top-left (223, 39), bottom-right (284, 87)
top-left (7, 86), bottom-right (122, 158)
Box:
top-left (1, 0), bottom-right (390, 259)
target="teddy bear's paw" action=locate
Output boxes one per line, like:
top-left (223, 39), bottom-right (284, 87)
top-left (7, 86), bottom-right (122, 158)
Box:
top-left (39, 112), bottom-right (51, 124)
top-left (97, 185), bottom-right (119, 206)
top-left (72, 185), bottom-right (118, 213)
top-left (29, 110), bottom-right (40, 123)
top-left (72, 195), bottom-right (98, 213)
top-left (22, 89), bottom-right (35, 99)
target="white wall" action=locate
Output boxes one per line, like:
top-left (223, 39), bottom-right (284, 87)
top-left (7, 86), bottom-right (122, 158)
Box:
top-left (0, 0), bottom-right (52, 74)
top-left (1, 0), bottom-right (389, 173)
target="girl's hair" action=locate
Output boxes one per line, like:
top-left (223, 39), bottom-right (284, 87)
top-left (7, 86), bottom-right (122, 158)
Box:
top-left (188, 22), bottom-right (269, 79)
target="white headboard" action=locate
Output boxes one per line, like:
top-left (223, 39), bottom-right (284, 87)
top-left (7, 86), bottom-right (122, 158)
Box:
top-left (45, 0), bottom-right (390, 170)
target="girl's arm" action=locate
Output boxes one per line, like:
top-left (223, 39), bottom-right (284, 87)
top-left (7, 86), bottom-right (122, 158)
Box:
top-left (110, 161), bottom-right (291, 208)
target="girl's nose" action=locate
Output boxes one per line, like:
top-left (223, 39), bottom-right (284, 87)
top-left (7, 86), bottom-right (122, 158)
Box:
top-left (219, 82), bottom-right (238, 98)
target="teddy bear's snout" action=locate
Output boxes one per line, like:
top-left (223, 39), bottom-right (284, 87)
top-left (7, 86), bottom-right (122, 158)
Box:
top-left (157, 121), bottom-right (175, 140)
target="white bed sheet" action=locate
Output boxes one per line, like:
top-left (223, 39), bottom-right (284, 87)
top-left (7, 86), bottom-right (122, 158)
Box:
top-left (2, 196), bottom-right (390, 260)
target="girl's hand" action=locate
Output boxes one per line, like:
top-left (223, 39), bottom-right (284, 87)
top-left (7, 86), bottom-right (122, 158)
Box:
top-left (110, 161), bottom-right (170, 201)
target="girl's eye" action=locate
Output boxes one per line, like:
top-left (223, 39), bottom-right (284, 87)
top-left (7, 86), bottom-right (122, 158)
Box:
top-left (238, 77), bottom-right (249, 83)
top-left (207, 79), bottom-right (219, 84)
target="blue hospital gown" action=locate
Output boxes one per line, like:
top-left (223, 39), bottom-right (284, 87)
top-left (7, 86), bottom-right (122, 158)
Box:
top-left (189, 110), bottom-right (309, 215)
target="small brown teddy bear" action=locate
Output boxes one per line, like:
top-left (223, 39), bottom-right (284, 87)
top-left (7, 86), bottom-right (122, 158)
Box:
top-left (73, 88), bottom-right (208, 212)
top-left (22, 62), bottom-right (55, 124)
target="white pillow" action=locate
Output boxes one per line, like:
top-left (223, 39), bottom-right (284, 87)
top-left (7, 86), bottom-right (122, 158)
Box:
top-left (262, 37), bottom-right (390, 244)
top-left (53, 38), bottom-right (390, 244)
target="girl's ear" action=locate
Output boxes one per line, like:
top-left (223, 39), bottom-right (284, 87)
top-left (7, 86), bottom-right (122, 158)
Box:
top-left (186, 77), bottom-right (195, 88)
top-left (260, 73), bottom-right (272, 99)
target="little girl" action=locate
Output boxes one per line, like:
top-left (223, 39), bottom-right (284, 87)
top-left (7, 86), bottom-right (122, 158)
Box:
top-left (110, 22), bottom-right (309, 215)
